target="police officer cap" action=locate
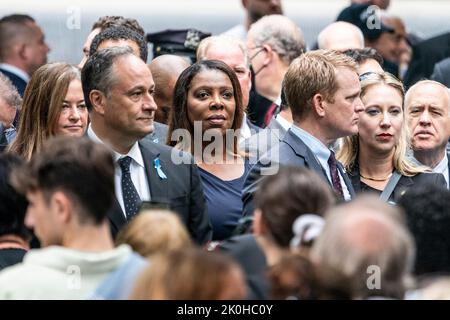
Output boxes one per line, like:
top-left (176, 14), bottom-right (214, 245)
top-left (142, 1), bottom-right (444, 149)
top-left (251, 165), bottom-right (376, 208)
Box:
top-left (147, 28), bottom-right (211, 62)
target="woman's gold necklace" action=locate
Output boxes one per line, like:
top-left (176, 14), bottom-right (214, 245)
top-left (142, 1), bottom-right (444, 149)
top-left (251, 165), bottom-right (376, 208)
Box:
top-left (359, 172), bottom-right (393, 182)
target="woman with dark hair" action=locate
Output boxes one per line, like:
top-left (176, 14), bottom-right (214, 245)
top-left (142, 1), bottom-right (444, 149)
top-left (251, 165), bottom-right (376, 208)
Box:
top-left (218, 166), bottom-right (335, 299)
top-left (167, 60), bottom-right (248, 241)
top-left (8, 62), bottom-right (87, 160)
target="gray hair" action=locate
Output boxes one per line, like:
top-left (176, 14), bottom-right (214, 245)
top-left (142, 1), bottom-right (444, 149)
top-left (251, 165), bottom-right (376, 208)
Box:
top-left (311, 195), bottom-right (415, 299)
top-left (0, 72), bottom-right (22, 109)
top-left (248, 14), bottom-right (306, 65)
top-left (405, 80), bottom-right (450, 117)
top-left (197, 35), bottom-right (250, 68)
top-left (81, 46), bottom-right (134, 111)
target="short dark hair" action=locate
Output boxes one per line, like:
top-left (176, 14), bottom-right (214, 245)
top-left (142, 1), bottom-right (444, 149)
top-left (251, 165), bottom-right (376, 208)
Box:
top-left (11, 136), bottom-right (115, 225)
top-left (89, 26), bottom-right (148, 62)
top-left (91, 16), bottom-right (145, 36)
top-left (0, 14), bottom-right (34, 24)
top-left (254, 166), bottom-right (335, 247)
top-left (0, 154), bottom-right (29, 239)
top-left (398, 183), bottom-right (450, 276)
top-left (343, 47), bottom-right (384, 65)
top-left (82, 46), bottom-right (134, 111)
top-left (0, 14), bottom-right (35, 60)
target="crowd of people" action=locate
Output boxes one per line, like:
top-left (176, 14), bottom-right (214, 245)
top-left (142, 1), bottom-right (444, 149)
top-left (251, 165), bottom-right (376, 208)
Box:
top-left (0, 0), bottom-right (450, 300)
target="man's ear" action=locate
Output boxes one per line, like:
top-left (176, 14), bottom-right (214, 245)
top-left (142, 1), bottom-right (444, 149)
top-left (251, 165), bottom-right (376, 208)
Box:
top-left (17, 43), bottom-right (28, 61)
top-left (253, 209), bottom-right (267, 236)
top-left (89, 90), bottom-right (106, 115)
top-left (50, 191), bottom-right (73, 224)
top-left (311, 93), bottom-right (326, 118)
top-left (241, 0), bottom-right (248, 9)
top-left (261, 45), bottom-right (273, 67)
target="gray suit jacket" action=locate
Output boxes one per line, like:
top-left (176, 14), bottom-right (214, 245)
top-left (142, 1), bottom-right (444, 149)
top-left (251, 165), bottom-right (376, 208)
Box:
top-left (242, 117), bottom-right (288, 159)
top-left (242, 128), bottom-right (356, 216)
top-left (143, 121), bottom-right (168, 144)
top-left (431, 57), bottom-right (450, 87)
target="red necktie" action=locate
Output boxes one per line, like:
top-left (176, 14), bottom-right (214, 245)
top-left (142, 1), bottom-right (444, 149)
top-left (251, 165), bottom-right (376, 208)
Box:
top-left (328, 151), bottom-right (344, 199)
top-left (264, 102), bottom-right (278, 127)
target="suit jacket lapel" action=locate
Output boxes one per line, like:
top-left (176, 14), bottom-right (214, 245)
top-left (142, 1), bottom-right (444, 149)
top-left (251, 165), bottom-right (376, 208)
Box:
top-left (447, 153), bottom-right (450, 177)
top-left (282, 129), bottom-right (330, 184)
top-left (109, 197), bottom-right (127, 232)
top-left (267, 117), bottom-right (287, 139)
top-left (139, 141), bottom-right (169, 203)
top-left (338, 163), bottom-right (356, 198)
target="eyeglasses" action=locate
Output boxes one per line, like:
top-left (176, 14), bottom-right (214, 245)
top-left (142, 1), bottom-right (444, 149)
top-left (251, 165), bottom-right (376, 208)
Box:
top-left (248, 46), bottom-right (265, 61)
top-left (358, 71), bottom-right (379, 81)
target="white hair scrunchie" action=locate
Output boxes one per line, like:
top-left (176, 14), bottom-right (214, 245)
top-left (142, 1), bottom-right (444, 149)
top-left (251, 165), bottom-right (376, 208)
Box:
top-left (290, 214), bottom-right (325, 249)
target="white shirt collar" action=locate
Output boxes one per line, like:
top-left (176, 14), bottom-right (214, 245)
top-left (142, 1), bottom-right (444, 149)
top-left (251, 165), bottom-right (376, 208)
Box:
top-left (434, 152), bottom-right (448, 172)
top-left (240, 113), bottom-right (252, 142)
top-left (274, 114), bottom-right (292, 131)
top-left (87, 124), bottom-right (145, 168)
top-left (0, 63), bottom-right (29, 82)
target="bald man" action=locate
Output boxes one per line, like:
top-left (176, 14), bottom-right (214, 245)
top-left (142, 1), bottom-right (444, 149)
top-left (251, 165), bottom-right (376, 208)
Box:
top-left (318, 22), bottom-right (365, 51)
top-left (149, 55), bottom-right (190, 124)
top-left (311, 195), bottom-right (414, 299)
top-left (406, 80), bottom-right (450, 189)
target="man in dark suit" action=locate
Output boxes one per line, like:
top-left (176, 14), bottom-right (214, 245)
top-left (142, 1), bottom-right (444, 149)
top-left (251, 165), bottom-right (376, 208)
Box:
top-left (0, 14), bottom-right (50, 96)
top-left (242, 50), bottom-right (363, 216)
top-left (406, 80), bottom-right (450, 189)
top-left (81, 46), bottom-right (211, 244)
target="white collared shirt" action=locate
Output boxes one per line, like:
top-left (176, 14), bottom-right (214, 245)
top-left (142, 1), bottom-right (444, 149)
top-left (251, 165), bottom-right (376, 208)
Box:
top-left (239, 113), bottom-right (252, 143)
top-left (274, 114), bottom-right (292, 132)
top-left (87, 125), bottom-right (151, 217)
top-left (290, 125), bottom-right (351, 200)
top-left (0, 63), bottom-right (30, 83)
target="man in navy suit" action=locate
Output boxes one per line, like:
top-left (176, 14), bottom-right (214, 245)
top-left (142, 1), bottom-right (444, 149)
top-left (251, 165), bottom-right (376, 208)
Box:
top-left (82, 46), bottom-right (211, 244)
top-left (0, 14), bottom-right (50, 96)
top-left (242, 50), bottom-right (364, 216)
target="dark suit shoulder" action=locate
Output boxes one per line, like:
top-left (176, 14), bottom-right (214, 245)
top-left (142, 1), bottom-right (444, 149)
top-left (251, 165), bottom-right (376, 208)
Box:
top-left (410, 171), bottom-right (447, 187)
top-left (139, 138), bottom-right (194, 165)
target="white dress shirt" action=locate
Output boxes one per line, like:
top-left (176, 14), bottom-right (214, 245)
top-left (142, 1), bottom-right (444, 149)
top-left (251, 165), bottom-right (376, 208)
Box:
top-left (274, 114), bottom-right (292, 132)
top-left (87, 125), bottom-right (151, 217)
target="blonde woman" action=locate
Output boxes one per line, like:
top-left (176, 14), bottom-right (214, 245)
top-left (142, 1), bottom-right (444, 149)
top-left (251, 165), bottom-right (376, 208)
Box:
top-left (337, 72), bottom-right (445, 203)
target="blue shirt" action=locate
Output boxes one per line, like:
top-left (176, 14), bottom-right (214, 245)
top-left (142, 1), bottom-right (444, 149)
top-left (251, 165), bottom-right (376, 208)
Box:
top-left (290, 125), bottom-right (351, 200)
top-left (199, 160), bottom-right (251, 241)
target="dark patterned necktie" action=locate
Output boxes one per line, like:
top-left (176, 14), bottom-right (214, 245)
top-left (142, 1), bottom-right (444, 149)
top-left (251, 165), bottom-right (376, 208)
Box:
top-left (327, 151), bottom-right (344, 199)
top-left (118, 156), bottom-right (141, 220)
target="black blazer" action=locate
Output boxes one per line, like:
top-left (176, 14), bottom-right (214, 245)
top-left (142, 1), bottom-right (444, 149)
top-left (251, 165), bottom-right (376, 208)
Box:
top-left (242, 129), bottom-right (356, 216)
top-left (0, 68), bottom-right (27, 97)
top-left (348, 162), bottom-right (447, 203)
top-left (108, 139), bottom-right (212, 245)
